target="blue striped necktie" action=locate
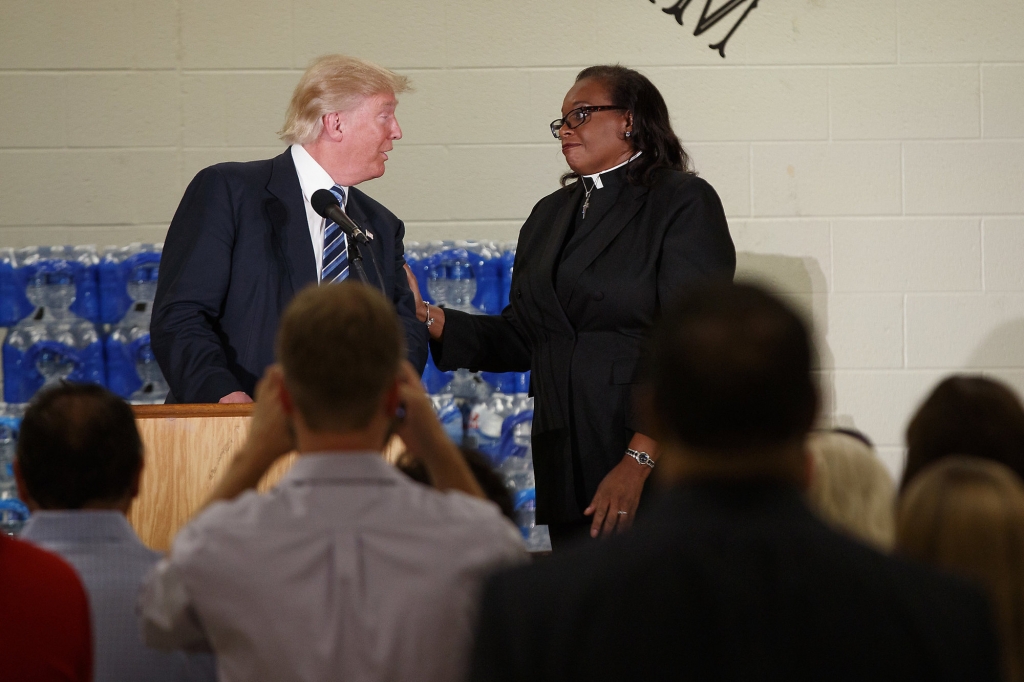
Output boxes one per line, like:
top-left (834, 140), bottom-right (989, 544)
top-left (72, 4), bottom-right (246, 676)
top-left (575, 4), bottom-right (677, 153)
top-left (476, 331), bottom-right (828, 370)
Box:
top-left (321, 185), bottom-right (350, 284)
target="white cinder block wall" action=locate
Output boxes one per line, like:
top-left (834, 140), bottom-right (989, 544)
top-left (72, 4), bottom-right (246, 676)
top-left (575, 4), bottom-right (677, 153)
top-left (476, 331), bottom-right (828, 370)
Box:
top-left (2, 0), bottom-right (1024, 477)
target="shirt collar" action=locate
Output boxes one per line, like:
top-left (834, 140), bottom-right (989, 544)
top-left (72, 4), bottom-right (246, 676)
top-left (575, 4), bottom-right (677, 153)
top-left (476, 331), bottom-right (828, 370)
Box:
top-left (282, 452), bottom-right (405, 485)
top-left (20, 510), bottom-right (146, 546)
top-left (582, 150), bottom-right (642, 189)
top-left (291, 144), bottom-right (348, 211)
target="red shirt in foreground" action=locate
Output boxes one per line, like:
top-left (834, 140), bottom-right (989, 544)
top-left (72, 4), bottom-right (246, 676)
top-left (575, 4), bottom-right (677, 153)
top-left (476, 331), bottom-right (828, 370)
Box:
top-left (0, 533), bottom-right (93, 682)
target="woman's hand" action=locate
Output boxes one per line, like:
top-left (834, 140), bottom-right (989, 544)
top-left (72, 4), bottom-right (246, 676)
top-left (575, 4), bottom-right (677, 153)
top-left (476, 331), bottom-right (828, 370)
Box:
top-left (403, 264), bottom-right (445, 339)
top-left (584, 433), bottom-right (658, 538)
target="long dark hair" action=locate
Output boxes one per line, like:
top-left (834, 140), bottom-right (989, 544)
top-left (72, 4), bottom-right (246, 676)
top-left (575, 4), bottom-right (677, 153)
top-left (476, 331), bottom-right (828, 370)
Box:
top-left (561, 64), bottom-right (694, 187)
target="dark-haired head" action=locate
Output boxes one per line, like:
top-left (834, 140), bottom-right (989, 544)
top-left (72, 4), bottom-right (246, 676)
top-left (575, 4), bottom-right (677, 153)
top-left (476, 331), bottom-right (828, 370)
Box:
top-left (646, 282), bottom-right (818, 478)
top-left (395, 447), bottom-right (515, 521)
top-left (561, 64), bottom-right (693, 187)
top-left (15, 383), bottom-right (143, 511)
top-left (901, 375), bottom-right (1024, 491)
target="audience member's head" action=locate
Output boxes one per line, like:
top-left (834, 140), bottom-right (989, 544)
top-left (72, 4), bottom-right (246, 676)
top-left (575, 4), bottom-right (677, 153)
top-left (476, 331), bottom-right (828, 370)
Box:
top-left (15, 382), bottom-right (142, 512)
top-left (902, 375), bottom-right (1024, 491)
top-left (276, 282), bottom-right (404, 435)
top-left (806, 429), bottom-right (895, 550)
top-left (646, 281), bottom-right (818, 482)
top-left (896, 456), bottom-right (1024, 682)
top-left (397, 447), bottom-right (515, 520)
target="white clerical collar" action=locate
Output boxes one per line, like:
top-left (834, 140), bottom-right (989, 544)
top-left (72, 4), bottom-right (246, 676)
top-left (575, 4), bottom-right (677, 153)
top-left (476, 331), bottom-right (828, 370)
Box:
top-left (583, 151), bottom-right (642, 189)
top-left (291, 144), bottom-right (349, 210)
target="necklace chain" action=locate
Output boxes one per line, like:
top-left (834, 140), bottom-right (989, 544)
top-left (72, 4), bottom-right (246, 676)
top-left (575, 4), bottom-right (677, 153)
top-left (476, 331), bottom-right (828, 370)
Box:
top-left (581, 180), bottom-right (595, 219)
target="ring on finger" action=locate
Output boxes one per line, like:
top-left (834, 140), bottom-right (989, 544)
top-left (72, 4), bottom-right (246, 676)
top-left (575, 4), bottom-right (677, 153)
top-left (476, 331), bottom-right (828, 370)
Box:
top-left (617, 510), bottom-right (628, 515)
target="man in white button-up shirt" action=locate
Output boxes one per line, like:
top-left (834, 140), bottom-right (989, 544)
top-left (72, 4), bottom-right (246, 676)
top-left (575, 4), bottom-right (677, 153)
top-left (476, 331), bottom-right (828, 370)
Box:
top-left (140, 283), bottom-right (526, 682)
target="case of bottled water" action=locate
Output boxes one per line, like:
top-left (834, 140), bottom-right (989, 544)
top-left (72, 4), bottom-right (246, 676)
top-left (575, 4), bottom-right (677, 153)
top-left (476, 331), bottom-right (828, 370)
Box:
top-left (2, 247), bottom-right (107, 403)
top-left (0, 404), bottom-right (29, 536)
top-left (0, 246), bottom-right (102, 325)
top-left (99, 243), bottom-right (162, 324)
top-left (102, 244), bottom-right (168, 404)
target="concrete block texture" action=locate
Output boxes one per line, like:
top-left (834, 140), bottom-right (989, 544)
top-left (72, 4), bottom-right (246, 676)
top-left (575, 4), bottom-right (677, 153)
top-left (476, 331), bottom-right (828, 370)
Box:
top-left (830, 66), bottom-right (980, 140)
top-left (779, 293), bottom-right (905, 370)
top-left (751, 143), bottom-right (902, 216)
top-left (0, 75), bottom-right (67, 148)
top-left (984, 219), bottom-right (1024, 291)
top-left (0, 150), bottom-right (180, 227)
top-left (182, 72), bottom-right (301, 148)
top-left (983, 66), bottom-right (1024, 139)
top-left (294, 0), bottom-right (447, 69)
top-left (687, 144), bottom-right (751, 217)
top-left (67, 72), bottom-right (180, 148)
top-left (732, 219), bottom-right (831, 293)
top-left (181, 0), bottom-right (293, 69)
top-left (0, 0), bottom-right (177, 69)
top-left (832, 218), bottom-right (982, 292)
top-left (899, 0), bottom-right (1024, 63)
top-left (906, 294), bottom-right (1024, 369)
top-left (904, 142), bottom-right (1024, 215)
top-left (646, 67), bottom-right (828, 142)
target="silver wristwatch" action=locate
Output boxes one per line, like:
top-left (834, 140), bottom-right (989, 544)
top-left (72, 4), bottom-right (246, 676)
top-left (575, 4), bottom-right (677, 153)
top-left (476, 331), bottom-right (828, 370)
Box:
top-left (626, 448), bottom-right (655, 469)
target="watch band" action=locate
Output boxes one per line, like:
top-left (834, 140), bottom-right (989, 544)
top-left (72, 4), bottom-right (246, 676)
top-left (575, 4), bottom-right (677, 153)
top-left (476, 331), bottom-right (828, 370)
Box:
top-left (626, 448), bottom-right (655, 469)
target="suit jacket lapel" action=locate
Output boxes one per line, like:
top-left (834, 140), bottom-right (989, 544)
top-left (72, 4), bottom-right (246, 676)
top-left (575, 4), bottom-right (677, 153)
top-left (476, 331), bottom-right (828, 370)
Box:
top-left (266, 150), bottom-right (316, 295)
top-left (557, 181), bottom-right (649, 310)
top-left (532, 183), bottom-right (581, 332)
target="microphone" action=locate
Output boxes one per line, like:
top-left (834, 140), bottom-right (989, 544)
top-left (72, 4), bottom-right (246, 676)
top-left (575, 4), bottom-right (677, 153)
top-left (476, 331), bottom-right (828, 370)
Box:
top-left (311, 189), bottom-right (370, 244)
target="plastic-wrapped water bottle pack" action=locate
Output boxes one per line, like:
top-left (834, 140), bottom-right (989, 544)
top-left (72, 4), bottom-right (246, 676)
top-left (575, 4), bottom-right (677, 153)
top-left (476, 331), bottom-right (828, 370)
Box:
top-left (0, 404), bottom-right (28, 536)
top-left (0, 243), bottom-right (166, 405)
top-left (408, 241), bottom-right (548, 550)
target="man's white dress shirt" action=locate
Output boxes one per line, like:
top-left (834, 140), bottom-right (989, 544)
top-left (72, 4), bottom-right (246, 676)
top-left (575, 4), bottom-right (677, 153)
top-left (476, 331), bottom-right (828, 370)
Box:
top-left (290, 144), bottom-right (349, 280)
top-left (140, 452), bottom-right (526, 682)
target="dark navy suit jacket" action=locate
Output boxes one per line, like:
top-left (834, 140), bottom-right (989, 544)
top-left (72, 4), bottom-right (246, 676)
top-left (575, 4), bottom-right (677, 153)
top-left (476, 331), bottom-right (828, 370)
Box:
top-left (152, 149), bottom-right (427, 403)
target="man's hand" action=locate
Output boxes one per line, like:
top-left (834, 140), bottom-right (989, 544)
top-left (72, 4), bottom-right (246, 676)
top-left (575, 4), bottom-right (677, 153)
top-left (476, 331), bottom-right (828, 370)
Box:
top-left (201, 366), bottom-right (295, 510)
top-left (393, 361), bottom-right (484, 499)
top-left (219, 391), bottom-right (253, 404)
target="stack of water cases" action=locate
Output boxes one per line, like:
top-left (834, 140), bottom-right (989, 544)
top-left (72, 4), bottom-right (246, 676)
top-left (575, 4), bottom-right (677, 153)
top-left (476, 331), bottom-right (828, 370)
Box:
top-left (406, 241), bottom-right (550, 551)
top-left (1, 246), bottom-right (106, 404)
top-left (0, 405), bottom-right (27, 535)
top-left (101, 244), bottom-right (168, 404)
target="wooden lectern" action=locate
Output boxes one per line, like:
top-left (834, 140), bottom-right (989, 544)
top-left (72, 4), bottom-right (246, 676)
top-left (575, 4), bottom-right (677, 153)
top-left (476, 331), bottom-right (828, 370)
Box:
top-left (127, 404), bottom-right (402, 552)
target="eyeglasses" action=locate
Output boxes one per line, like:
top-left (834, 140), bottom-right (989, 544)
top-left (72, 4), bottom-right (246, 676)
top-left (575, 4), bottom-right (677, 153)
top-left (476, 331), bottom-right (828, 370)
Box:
top-left (550, 106), bottom-right (627, 139)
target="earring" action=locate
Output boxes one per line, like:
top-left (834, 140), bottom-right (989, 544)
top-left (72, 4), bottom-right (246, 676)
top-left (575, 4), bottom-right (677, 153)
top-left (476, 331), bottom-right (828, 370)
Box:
top-left (625, 131), bottom-right (632, 138)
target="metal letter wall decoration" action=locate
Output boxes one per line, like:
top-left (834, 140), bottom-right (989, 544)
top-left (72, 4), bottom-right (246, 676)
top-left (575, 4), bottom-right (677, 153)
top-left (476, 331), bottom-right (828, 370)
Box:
top-left (651, 0), bottom-right (761, 58)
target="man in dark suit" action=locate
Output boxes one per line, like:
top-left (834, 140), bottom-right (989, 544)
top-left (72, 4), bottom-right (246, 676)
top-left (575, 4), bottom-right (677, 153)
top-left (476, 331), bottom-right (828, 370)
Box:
top-left (152, 55), bottom-right (427, 404)
top-left (469, 282), bottom-right (1001, 682)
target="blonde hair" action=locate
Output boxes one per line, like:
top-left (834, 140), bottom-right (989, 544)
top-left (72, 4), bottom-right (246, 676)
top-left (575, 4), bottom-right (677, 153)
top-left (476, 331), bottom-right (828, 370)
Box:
top-left (896, 456), bottom-right (1024, 682)
top-left (279, 54), bottom-right (411, 145)
top-left (806, 430), bottom-right (896, 550)
top-left (276, 282), bottom-right (403, 432)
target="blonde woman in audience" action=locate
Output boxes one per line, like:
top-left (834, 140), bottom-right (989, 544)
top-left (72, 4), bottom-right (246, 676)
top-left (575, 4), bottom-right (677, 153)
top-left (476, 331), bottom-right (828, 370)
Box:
top-left (806, 429), bottom-right (896, 550)
top-left (896, 456), bottom-right (1024, 682)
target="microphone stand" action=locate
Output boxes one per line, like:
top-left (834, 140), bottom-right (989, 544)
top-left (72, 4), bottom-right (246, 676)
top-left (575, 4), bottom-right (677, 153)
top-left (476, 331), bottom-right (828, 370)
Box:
top-left (345, 230), bottom-right (386, 297)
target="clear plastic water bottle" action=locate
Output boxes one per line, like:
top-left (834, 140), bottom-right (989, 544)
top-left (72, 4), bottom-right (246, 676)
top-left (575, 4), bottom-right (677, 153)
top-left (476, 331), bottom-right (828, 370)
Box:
top-left (425, 241), bottom-right (452, 307)
top-left (431, 393), bottom-right (464, 444)
top-left (19, 245), bottom-right (101, 323)
top-left (99, 243), bottom-right (162, 324)
top-left (3, 315), bottom-right (105, 403)
top-left (0, 406), bottom-right (29, 536)
top-left (104, 249), bottom-right (169, 404)
top-left (445, 248), bottom-right (478, 313)
top-left (500, 242), bottom-right (516, 311)
top-left (465, 373), bottom-right (517, 465)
